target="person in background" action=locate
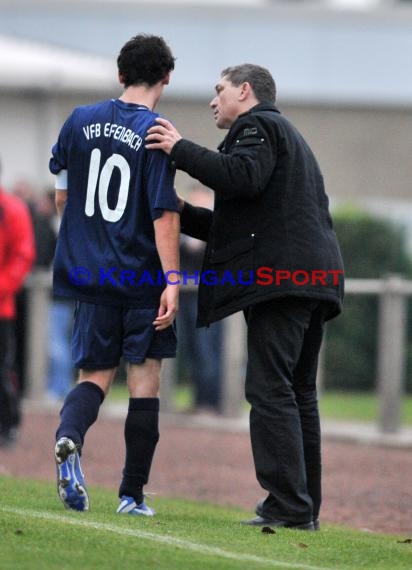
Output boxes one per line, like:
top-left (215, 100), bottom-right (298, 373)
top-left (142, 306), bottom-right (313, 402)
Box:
top-left (0, 163), bottom-right (35, 448)
top-left (33, 190), bottom-right (74, 402)
top-left (178, 184), bottom-right (223, 415)
top-left (11, 179), bottom-right (38, 398)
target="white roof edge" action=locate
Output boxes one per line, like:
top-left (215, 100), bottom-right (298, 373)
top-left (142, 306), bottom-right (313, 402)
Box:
top-left (0, 36), bottom-right (117, 91)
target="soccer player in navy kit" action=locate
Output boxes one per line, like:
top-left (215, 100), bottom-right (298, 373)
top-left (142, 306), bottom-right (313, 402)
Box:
top-left (49, 35), bottom-right (180, 515)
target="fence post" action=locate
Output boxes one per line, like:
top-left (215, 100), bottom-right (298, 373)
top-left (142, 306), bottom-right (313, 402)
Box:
top-left (160, 358), bottom-right (176, 413)
top-left (25, 270), bottom-right (52, 402)
top-left (221, 312), bottom-right (247, 418)
top-left (377, 275), bottom-right (407, 434)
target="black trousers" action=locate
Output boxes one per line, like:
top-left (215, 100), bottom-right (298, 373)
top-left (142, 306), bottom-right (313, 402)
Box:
top-left (244, 297), bottom-right (326, 524)
top-left (0, 319), bottom-right (20, 435)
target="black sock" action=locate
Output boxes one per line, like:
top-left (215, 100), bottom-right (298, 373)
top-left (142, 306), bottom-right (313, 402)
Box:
top-left (119, 398), bottom-right (160, 504)
top-left (56, 381), bottom-right (105, 449)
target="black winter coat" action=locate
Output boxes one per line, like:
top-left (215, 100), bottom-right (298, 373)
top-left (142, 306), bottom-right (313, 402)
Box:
top-left (171, 103), bottom-right (344, 326)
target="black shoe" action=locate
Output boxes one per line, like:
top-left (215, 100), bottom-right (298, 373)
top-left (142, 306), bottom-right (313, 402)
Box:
top-left (255, 498), bottom-right (265, 517)
top-left (241, 515), bottom-right (315, 530)
top-left (255, 498), bottom-right (320, 531)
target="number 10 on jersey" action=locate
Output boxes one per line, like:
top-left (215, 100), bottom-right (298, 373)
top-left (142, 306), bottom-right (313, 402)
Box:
top-left (85, 148), bottom-right (131, 222)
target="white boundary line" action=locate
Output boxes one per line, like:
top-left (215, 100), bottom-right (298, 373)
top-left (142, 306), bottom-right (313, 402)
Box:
top-left (1, 506), bottom-right (337, 570)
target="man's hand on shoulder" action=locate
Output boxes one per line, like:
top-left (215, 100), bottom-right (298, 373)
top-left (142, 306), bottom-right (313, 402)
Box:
top-left (145, 118), bottom-right (182, 155)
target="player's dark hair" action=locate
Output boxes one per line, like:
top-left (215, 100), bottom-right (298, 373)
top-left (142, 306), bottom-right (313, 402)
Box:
top-left (117, 34), bottom-right (175, 88)
top-left (221, 64), bottom-right (276, 104)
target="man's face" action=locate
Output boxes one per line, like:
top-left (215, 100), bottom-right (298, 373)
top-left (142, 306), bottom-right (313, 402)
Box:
top-left (210, 76), bottom-right (243, 129)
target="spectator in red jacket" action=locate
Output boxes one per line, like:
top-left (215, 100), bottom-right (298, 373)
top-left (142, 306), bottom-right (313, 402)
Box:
top-left (0, 164), bottom-right (35, 448)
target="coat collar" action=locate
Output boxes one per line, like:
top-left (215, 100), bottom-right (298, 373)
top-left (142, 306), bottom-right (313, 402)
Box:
top-left (217, 103), bottom-right (280, 151)
top-left (238, 102), bottom-right (280, 118)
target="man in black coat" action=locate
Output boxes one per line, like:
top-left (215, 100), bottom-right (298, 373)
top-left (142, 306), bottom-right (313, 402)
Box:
top-left (146, 64), bottom-right (344, 530)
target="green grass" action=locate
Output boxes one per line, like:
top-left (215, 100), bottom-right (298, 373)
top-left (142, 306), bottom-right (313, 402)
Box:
top-left (318, 391), bottom-right (412, 424)
top-left (108, 385), bottom-right (412, 425)
top-left (0, 477), bottom-right (411, 570)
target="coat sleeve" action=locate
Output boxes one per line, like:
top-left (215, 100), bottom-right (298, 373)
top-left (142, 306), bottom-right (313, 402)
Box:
top-left (170, 117), bottom-right (277, 200)
top-left (0, 199), bottom-right (35, 296)
top-left (180, 202), bottom-right (213, 242)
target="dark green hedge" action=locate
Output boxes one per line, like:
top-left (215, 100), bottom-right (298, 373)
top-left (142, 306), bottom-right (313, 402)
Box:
top-left (324, 207), bottom-right (412, 392)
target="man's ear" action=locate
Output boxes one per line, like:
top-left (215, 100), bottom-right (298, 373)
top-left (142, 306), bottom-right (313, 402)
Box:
top-left (239, 82), bottom-right (251, 101)
top-left (162, 72), bottom-right (171, 86)
top-left (118, 72), bottom-right (125, 85)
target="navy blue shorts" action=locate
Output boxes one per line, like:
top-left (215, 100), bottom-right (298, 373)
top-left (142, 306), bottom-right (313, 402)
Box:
top-left (72, 301), bottom-right (177, 370)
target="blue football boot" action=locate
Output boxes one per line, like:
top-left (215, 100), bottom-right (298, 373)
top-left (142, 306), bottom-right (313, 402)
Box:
top-left (55, 437), bottom-right (89, 512)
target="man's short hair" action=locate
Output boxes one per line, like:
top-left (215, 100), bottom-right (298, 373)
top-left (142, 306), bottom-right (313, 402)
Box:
top-left (117, 34), bottom-right (175, 88)
top-left (221, 64), bottom-right (276, 104)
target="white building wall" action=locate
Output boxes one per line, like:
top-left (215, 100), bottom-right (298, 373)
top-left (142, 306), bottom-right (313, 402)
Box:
top-left (1, 90), bottom-right (412, 205)
top-left (0, 93), bottom-right (43, 186)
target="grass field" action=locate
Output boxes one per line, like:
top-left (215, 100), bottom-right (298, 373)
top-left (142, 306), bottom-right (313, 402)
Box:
top-left (1, 477), bottom-right (411, 570)
top-left (319, 391), bottom-right (412, 424)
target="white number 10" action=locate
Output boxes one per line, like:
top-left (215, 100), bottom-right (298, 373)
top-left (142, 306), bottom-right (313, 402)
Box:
top-left (85, 148), bottom-right (130, 222)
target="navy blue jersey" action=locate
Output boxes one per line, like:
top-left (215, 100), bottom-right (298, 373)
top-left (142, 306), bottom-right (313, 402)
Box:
top-left (50, 99), bottom-right (178, 308)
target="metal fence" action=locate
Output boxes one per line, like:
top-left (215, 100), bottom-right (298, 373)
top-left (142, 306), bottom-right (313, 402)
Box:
top-left (24, 272), bottom-right (412, 434)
